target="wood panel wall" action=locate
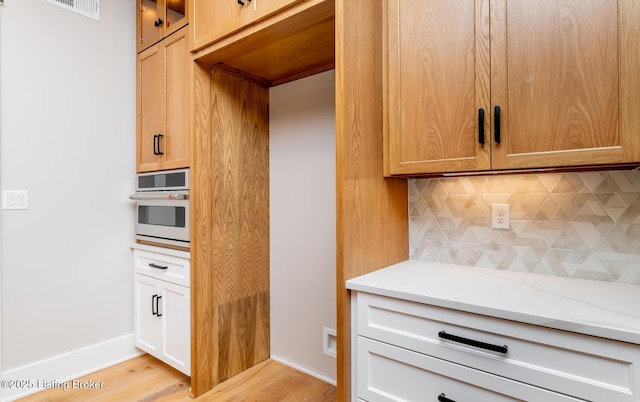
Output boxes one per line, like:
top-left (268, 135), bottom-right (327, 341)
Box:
top-left (190, 65), bottom-right (270, 397)
top-left (335, 0), bottom-right (409, 400)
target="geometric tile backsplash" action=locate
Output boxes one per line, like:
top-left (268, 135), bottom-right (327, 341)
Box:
top-left (409, 169), bottom-right (640, 284)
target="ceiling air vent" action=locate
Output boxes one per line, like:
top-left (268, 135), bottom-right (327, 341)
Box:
top-left (48, 0), bottom-right (100, 21)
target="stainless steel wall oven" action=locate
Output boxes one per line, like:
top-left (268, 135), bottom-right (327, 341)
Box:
top-left (130, 169), bottom-right (189, 248)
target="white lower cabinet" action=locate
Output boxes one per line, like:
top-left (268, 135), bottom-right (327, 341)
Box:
top-left (133, 246), bottom-right (191, 375)
top-left (352, 292), bottom-right (639, 402)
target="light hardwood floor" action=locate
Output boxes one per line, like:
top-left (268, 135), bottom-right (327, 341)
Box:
top-left (18, 354), bottom-right (336, 401)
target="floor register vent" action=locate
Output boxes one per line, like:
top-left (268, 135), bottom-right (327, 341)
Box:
top-left (48, 0), bottom-right (100, 21)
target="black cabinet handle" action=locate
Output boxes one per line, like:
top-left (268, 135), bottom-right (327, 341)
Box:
top-left (438, 331), bottom-right (508, 354)
top-left (151, 294), bottom-right (157, 316)
top-left (154, 18), bottom-right (163, 27)
top-left (156, 134), bottom-right (164, 155)
top-left (494, 105), bottom-right (501, 143)
top-left (156, 296), bottom-right (162, 317)
top-left (438, 394), bottom-right (455, 402)
top-left (478, 108), bottom-right (485, 145)
top-left (153, 134), bottom-right (164, 156)
top-left (149, 263), bottom-right (168, 270)
top-left (238, 0), bottom-right (245, 5)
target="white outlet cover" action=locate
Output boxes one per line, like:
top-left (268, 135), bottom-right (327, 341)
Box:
top-left (492, 203), bottom-right (509, 229)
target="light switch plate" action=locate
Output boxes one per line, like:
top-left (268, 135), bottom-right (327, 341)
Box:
top-left (2, 191), bottom-right (29, 210)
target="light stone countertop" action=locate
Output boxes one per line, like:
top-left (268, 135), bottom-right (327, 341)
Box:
top-left (346, 260), bottom-right (640, 345)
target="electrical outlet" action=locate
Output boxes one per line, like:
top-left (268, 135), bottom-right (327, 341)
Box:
top-left (492, 203), bottom-right (510, 229)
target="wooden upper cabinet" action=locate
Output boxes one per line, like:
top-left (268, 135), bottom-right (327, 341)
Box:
top-left (191, 0), bottom-right (302, 51)
top-left (384, 0), bottom-right (490, 175)
top-left (137, 27), bottom-right (190, 173)
top-left (138, 0), bottom-right (188, 53)
top-left (491, 0), bottom-right (640, 169)
top-left (385, 0), bottom-right (640, 176)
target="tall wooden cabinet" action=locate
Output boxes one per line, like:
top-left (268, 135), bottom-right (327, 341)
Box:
top-left (385, 0), bottom-right (640, 176)
top-left (137, 26), bottom-right (190, 173)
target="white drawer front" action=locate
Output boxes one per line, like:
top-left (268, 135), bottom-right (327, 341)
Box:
top-left (357, 336), bottom-right (581, 402)
top-left (357, 293), bottom-right (639, 402)
top-left (134, 249), bottom-right (190, 287)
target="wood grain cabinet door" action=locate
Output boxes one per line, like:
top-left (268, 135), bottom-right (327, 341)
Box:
top-left (192, 0), bottom-right (303, 52)
top-left (384, 0), bottom-right (491, 175)
top-left (137, 27), bottom-right (190, 173)
top-left (247, 0), bottom-right (302, 24)
top-left (490, 0), bottom-right (640, 169)
top-left (137, 44), bottom-right (164, 172)
top-left (192, 0), bottom-right (247, 50)
top-left (162, 29), bottom-right (190, 170)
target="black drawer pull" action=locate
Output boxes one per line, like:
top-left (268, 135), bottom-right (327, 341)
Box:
top-left (438, 394), bottom-right (455, 402)
top-left (438, 331), bottom-right (508, 354)
top-left (478, 108), bottom-right (485, 144)
top-left (149, 262), bottom-right (168, 270)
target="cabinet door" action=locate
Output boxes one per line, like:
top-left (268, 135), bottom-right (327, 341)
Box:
top-left (192, 0), bottom-right (246, 50)
top-left (159, 280), bottom-right (191, 376)
top-left (137, 44), bottom-right (164, 172)
top-left (138, 0), bottom-right (188, 53)
top-left (138, 0), bottom-right (163, 52)
top-left (162, 29), bottom-right (190, 170)
top-left (164, 0), bottom-right (188, 38)
top-left (247, 0), bottom-right (301, 24)
top-left (134, 274), bottom-right (161, 355)
top-left (385, 0), bottom-right (491, 175)
top-left (137, 27), bottom-right (190, 173)
top-left (490, 0), bottom-right (640, 169)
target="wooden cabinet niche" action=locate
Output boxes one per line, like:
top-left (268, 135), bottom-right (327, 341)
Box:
top-left (384, 0), bottom-right (640, 176)
top-left (137, 0), bottom-right (188, 53)
top-left (137, 27), bottom-right (190, 173)
top-left (191, 0), bottom-right (302, 51)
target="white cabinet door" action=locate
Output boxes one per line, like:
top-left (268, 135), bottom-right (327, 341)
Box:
top-left (134, 274), bottom-right (161, 355)
top-left (134, 273), bottom-right (191, 375)
top-left (159, 280), bottom-right (191, 375)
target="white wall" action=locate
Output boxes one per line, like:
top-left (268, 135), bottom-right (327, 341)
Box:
top-left (0, 0), bottom-right (138, 398)
top-left (270, 70), bottom-right (336, 383)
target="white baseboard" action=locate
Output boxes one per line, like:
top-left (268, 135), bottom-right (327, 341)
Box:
top-left (0, 334), bottom-right (142, 402)
top-left (269, 355), bottom-right (337, 386)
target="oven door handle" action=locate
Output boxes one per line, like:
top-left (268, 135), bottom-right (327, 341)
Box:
top-left (129, 193), bottom-right (189, 201)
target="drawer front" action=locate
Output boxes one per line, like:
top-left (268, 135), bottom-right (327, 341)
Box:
top-left (357, 336), bottom-right (581, 402)
top-left (357, 292), bottom-right (639, 402)
top-left (134, 249), bottom-right (190, 287)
